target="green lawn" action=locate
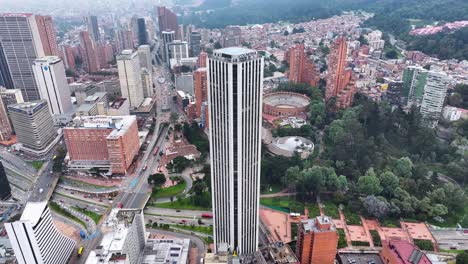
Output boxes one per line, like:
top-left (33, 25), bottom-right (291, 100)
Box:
top-left (260, 184), bottom-right (283, 194)
top-left (380, 218), bottom-right (401, 228)
top-left (342, 207), bottom-right (362, 225)
top-left (337, 229), bottom-right (348, 248)
top-left (414, 239), bottom-right (434, 251)
top-left (172, 224), bottom-right (213, 235)
top-left (307, 203), bottom-right (321, 218)
top-left (30, 161), bottom-right (44, 170)
top-left (152, 196), bottom-right (211, 211)
top-left (352, 241), bottom-right (370, 247)
top-left (49, 202), bottom-right (87, 229)
top-left (322, 201), bottom-right (340, 219)
top-left (260, 197), bottom-right (304, 213)
top-left (73, 207), bottom-right (103, 224)
top-left (370, 230), bottom-right (382, 247)
top-left (153, 181), bottom-right (187, 199)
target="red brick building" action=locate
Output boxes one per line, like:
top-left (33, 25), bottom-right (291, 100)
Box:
top-left (35, 15), bottom-right (60, 57)
top-left (198, 51), bottom-right (207, 68)
top-left (79, 31), bottom-right (100, 73)
top-left (286, 44), bottom-right (320, 87)
top-left (194, 68), bottom-right (207, 118)
top-left (64, 116), bottom-right (139, 174)
top-left (296, 216), bottom-right (338, 264)
top-left (325, 37), bottom-right (356, 109)
top-left (380, 240), bottom-right (432, 264)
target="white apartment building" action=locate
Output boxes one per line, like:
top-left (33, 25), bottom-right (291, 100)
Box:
top-left (117, 50), bottom-right (144, 109)
top-left (32, 56), bottom-right (73, 125)
top-left (207, 47), bottom-right (264, 255)
top-left (420, 71), bottom-right (450, 127)
top-left (5, 201), bottom-right (76, 264)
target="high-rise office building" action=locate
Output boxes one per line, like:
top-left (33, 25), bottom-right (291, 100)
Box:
top-left (287, 44), bottom-right (319, 87)
top-left (141, 68), bottom-right (154, 98)
top-left (296, 216), bottom-right (338, 264)
top-left (161, 30), bottom-right (175, 62)
top-left (32, 56), bottom-right (73, 124)
top-left (156, 6), bottom-right (178, 35)
top-left (0, 13), bottom-right (48, 101)
top-left (35, 15), bottom-right (60, 57)
top-left (0, 162), bottom-right (11, 200)
top-left (0, 93), bottom-right (12, 141)
top-left (8, 100), bottom-right (57, 154)
top-left (325, 37), bottom-right (356, 109)
top-left (1, 87), bottom-right (25, 106)
top-left (0, 41), bottom-right (14, 89)
top-left (137, 18), bottom-right (148, 45)
top-left (207, 47), bottom-right (264, 255)
top-left (117, 50), bottom-right (144, 108)
top-left (190, 31), bottom-right (202, 57)
top-left (79, 31), bottom-right (100, 73)
top-left (87, 15), bottom-right (100, 42)
top-left (167, 40), bottom-right (189, 63)
top-left (194, 68), bottom-right (207, 118)
top-left (5, 201), bottom-right (76, 264)
top-left (138, 45), bottom-right (152, 69)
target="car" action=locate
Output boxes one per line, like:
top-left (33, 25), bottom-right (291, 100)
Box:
top-left (71, 192), bottom-right (75, 194)
top-left (99, 199), bottom-right (103, 202)
top-left (176, 210), bottom-right (181, 212)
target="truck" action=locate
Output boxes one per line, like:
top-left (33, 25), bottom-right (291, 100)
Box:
top-left (201, 213), bottom-right (213, 219)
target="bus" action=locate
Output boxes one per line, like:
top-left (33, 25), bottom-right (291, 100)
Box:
top-left (78, 247), bottom-right (84, 257)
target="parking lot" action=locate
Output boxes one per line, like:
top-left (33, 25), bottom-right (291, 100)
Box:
top-left (431, 229), bottom-right (468, 250)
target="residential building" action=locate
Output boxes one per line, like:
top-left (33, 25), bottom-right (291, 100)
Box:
top-left (60, 45), bottom-right (76, 70)
top-left (8, 100), bottom-right (57, 156)
top-left (296, 216), bottom-right (338, 264)
top-left (198, 51), bottom-right (207, 68)
top-left (64, 115), bottom-right (139, 174)
top-left (85, 208), bottom-right (146, 264)
top-left (190, 31), bottom-right (202, 56)
top-left (0, 13), bottom-right (48, 101)
top-left (380, 240), bottom-right (431, 264)
top-left (365, 30), bottom-right (385, 50)
top-left (0, 95), bottom-right (12, 141)
top-left (0, 162), bottom-right (12, 200)
top-left (137, 18), bottom-right (148, 45)
top-left (86, 15), bottom-right (100, 42)
top-left (156, 6), bottom-right (178, 35)
top-left (402, 66), bottom-right (428, 106)
top-left (32, 56), bottom-right (73, 125)
top-left (79, 31), bottom-right (100, 73)
top-left (141, 68), bottom-right (154, 98)
top-left (35, 15), bottom-right (60, 57)
top-left (222, 26), bottom-right (242, 47)
top-left (194, 68), bottom-right (207, 118)
top-left (117, 50), bottom-right (144, 108)
top-left (286, 44), bottom-right (319, 87)
top-left (207, 47), bottom-right (264, 255)
top-left (325, 37), bottom-right (356, 109)
top-left (115, 28), bottom-right (134, 52)
top-left (420, 71), bottom-right (449, 127)
top-left (141, 238), bottom-right (190, 264)
top-left (5, 201), bottom-right (76, 264)
top-left (138, 45), bottom-right (152, 69)
top-left (0, 87), bottom-right (24, 106)
top-left (255, 242), bottom-right (299, 264)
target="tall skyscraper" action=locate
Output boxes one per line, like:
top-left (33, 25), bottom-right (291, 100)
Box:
top-left (115, 28), bottom-right (134, 52)
top-left (79, 31), bottom-right (100, 73)
top-left (8, 100), bottom-right (57, 154)
top-left (32, 56), bottom-right (73, 124)
top-left (190, 31), bottom-right (202, 57)
top-left (5, 201), bottom-right (76, 264)
top-left (35, 15), bottom-right (60, 57)
top-left (325, 37), bottom-right (356, 109)
top-left (0, 162), bottom-right (11, 200)
top-left (296, 216), bottom-right (338, 264)
top-left (207, 47), bottom-right (264, 255)
top-left (156, 6), bottom-right (178, 35)
top-left (60, 45), bottom-right (76, 70)
top-left (137, 18), bottom-right (148, 45)
top-left (161, 30), bottom-right (175, 62)
top-left (0, 13), bottom-right (48, 101)
top-left (87, 15), bottom-right (100, 42)
top-left (141, 68), bottom-right (154, 98)
top-left (138, 45), bottom-right (152, 69)
top-left (117, 50), bottom-right (144, 108)
top-left (0, 41), bottom-right (14, 89)
top-left (287, 44), bottom-right (319, 87)
top-left (194, 68), bottom-right (207, 118)
top-left (402, 66), bottom-right (428, 106)
top-left (0, 94), bottom-right (12, 141)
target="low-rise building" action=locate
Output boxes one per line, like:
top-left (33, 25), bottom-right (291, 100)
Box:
top-left (380, 240), bottom-right (431, 264)
top-left (141, 238), bottom-right (190, 264)
top-left (255, 242), bottom-right (299, 264)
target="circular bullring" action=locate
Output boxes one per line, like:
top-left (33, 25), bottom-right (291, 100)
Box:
top-left (263, 92), bottom-right (311, 117)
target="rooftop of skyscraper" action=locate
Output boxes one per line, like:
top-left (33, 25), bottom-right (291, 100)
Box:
top-left (302, 215), bottom-right (336, 233)
top-left (7, 100), bottom-right (47, 114)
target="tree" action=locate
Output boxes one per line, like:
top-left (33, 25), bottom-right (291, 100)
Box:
top-left (379, 171), bottom-right (399, 197)
top-left (167, 156), bottom-right (192, 173)
top-left (392, 157), bottom-right (413, 178)
top-left (170, 112), bottom-right (179, 123)
top-left (456, 251), bottom-right (468, 264)
top-left (148, 173), bottom-right (166, 185)
top-left (363, 195), bottom-right (390, 219)
top-left (283, 30), bottom-right (289, 36)
top-left (174, 123), bottom-right (182, 132)
top-left (283, 166), bottom-right (301, 189)
top-left (357, 169), bottom-right (383, 196)
top-left (429, 204), bottom-right (448, 217)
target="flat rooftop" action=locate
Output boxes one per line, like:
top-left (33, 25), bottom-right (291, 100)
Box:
top-left (20, 201), bottom-right (47, 225)
top-left (66, 115), bottom-right (136, 139)
top-left (141, 239), bottom-right (190, 264)
top-left (215, 47), bottom-right (256, 56)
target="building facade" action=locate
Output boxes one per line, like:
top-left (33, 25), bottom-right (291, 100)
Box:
top-left (117, 50), bottom-right (144, 108)
top-left (32, 56), bottom-right (73, 124)
top-left (190, 31), bottom-right (202, 57)
top-left (87, 15), bottom-right (100, 42)
top-left (8, 100), bottom-right (57, 152)
top-left (64, 116), bottom-right (139, 174)
top-left (167, 40), bottom-right (189, 63)
top-left (286, 44), bottom-right (319, 87)
top-left (194, 68), bottom-right (207, 118)
top-left (138, 45), bottom-right (152, 70)
top-left (137, 18), bottom-right (148, 45)
top-left (0, 95), bottom-right (12, 141)
top-left (207, 47), bottom-right (264, 255)
top-left (79, 31), bottom-right (100, 73)
top-left (0, 13), bottom-right (47, 101)
top-left (35, 15), bottom-right (60, 57)
top-left (5, 201), bottom-right (76, 264)
top-left (157, 6), bottom-right (178, 35)
top-left (296, 216), bottom-right (338, 264)
top-left (0, 162), bottom-right (11, 200)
